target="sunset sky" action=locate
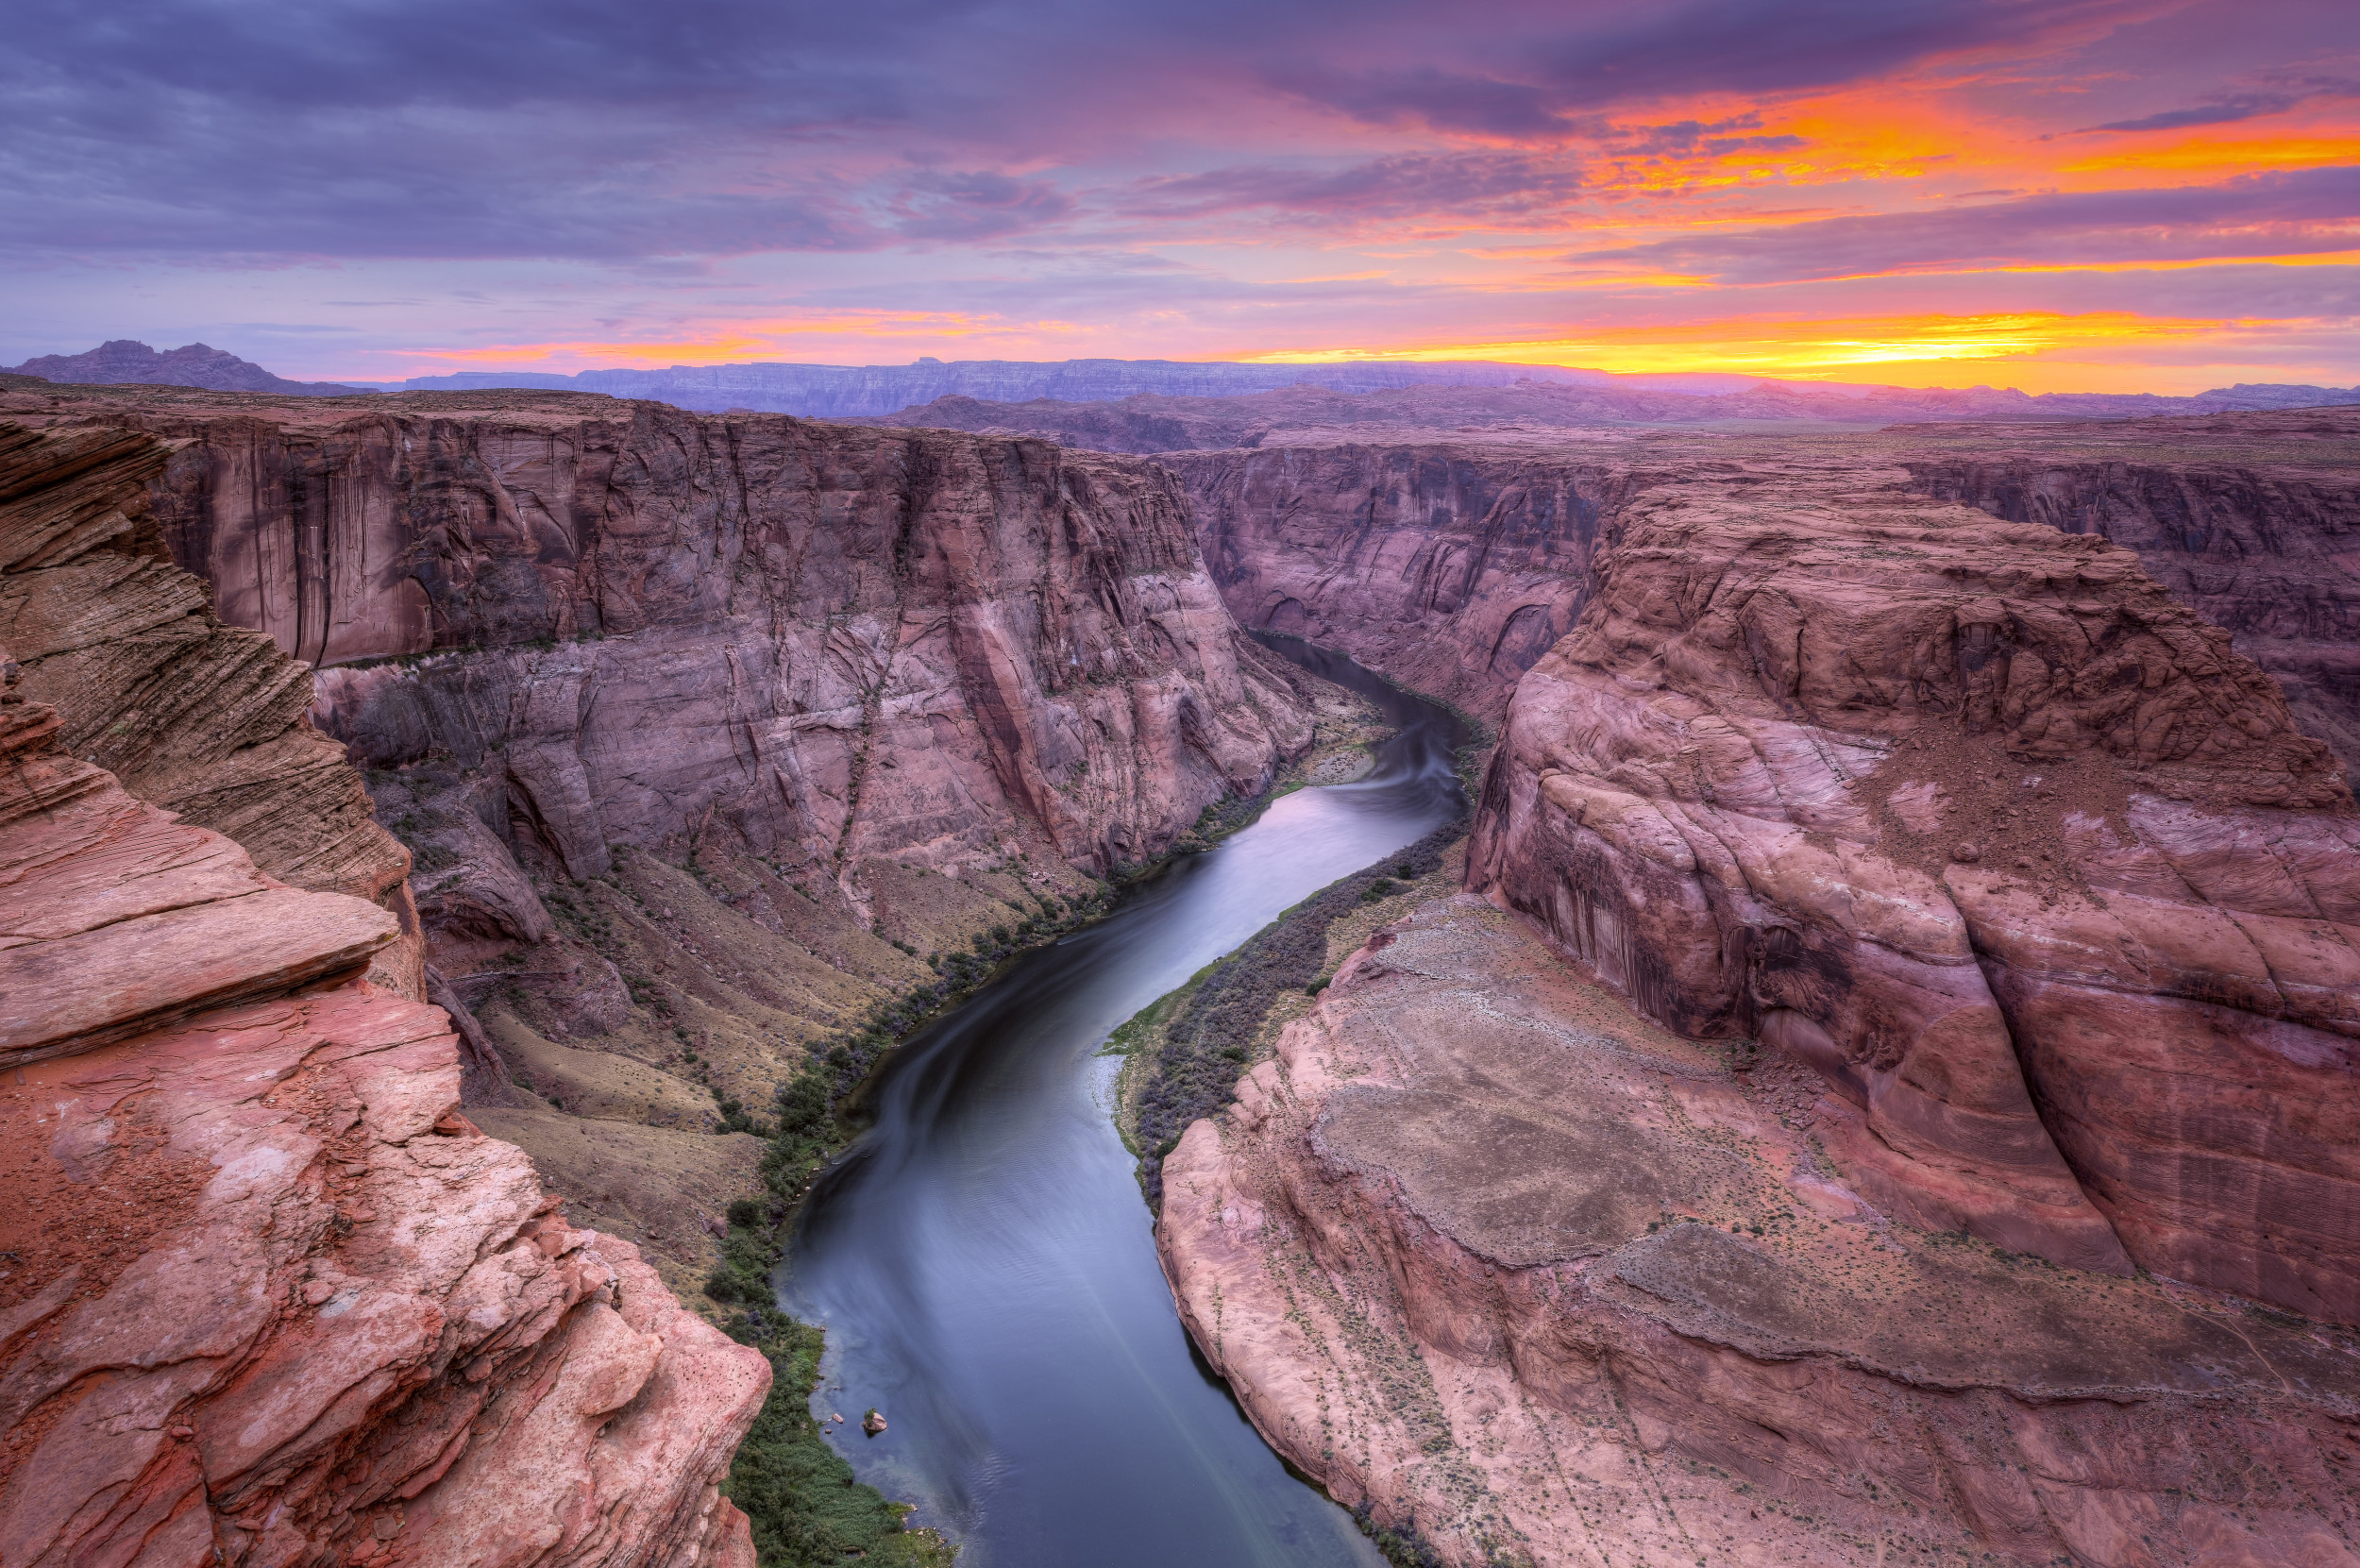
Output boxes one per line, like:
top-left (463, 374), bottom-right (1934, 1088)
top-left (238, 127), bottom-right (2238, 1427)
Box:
top-left (5, 0), bottom-right (2355, 392)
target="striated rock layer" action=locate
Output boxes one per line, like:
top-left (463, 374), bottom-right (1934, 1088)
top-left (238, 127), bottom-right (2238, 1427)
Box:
top-left (1, 421), bottom-right (767, 1566)
top-left (1163, 900), bottom-right (2360, 1568)
top-left (1896, 412), bottom-right (2360, 784)
top-left (0, 420), bottom-right (416, 984)
top-left (1165, 423), bottom-right (2360, 1565)
top-left (1471, 458), bottom-right (2360, 1314)
top-left (1168, 410), bottom-right (2360, 753)
top-left (0, 384), bottom-right (1318, 880)
top-left (1176, 443), bottom-right (1652, 720)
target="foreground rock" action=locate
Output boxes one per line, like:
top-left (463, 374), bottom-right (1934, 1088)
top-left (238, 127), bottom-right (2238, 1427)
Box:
top-left (0, 421), bottom-right (767, 1566)
top-left (1163, 899), bottom-right (2360, 1567)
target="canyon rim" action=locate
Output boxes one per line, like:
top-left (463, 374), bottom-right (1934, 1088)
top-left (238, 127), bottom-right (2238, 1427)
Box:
top-left (8, 7), bottom-right (2360, 1561)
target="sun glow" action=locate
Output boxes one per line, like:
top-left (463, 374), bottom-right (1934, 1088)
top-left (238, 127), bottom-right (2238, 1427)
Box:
top-left (1240, 312), bottom-right (2223, 379)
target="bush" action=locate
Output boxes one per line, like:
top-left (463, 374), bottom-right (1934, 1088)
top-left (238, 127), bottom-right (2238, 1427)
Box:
top-left (1132, 823), bottom-right (1462, 1206)
top-left (727, 1198), bottom-right (763, 1228)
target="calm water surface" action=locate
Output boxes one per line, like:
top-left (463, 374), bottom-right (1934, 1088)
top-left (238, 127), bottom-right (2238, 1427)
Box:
top-left (781, 642), bottom-right (1467, 1567)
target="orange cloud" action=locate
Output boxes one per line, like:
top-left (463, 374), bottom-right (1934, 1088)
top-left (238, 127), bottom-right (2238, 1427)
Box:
top-left (394, 312), bottom-right (1088, 370)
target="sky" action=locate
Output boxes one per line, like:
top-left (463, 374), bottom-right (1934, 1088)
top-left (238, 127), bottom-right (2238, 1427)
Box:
top-left (3, 0), bottom-right (2356, 392)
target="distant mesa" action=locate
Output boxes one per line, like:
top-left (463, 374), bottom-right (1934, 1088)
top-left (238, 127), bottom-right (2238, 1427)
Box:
top-left (11, 340), bottom-right (2360, 430)
top-left (0, 338), bottom-right (362, 396)
top-left (350, 355), bottom-right (2360, 427)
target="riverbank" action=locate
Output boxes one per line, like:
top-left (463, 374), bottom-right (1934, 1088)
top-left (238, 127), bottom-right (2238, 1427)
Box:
top-left (763, 637), bottom-right (1467, 1566)
top-left (700, 653), bottom-right (1401, 1561)
top-left (1107, 834), bottom-right (1469, 1205)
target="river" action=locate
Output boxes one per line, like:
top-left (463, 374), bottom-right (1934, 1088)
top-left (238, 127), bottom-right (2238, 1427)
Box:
top-left (781, 641), bottom-right (1468, 1567)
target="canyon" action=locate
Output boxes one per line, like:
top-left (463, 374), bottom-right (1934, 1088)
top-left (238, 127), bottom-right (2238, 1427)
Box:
top-left (1, 418), bottom-right (768, 1566)
top-left (0, 380), bottom-right (1325, 1565)
top-left (6, 365), bottom-right (2359, 1568)
top-left (1153, 409), bottom-right (2360, 1565)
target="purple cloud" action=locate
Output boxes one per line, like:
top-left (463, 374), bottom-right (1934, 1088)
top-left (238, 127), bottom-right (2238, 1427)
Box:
top-left (1570, 167), bottom-right (2360, 284)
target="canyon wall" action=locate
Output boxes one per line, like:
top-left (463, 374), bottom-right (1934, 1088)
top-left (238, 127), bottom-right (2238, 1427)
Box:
top-left (1161, 415), bottom-right (2360, 1566)
top-left (1172, 443), bottom-right (1654, 720)
top-left (62, 387), bottom-right (1314, 878)
top-left (0, 419), bottom-right (767, 1567)
top-left (1470, 460), bottom-right (2360, 1311)
top-left (1162, 898), bottom-right (2360, 1568)
top-left (1897, 414), bottom-right (2360, 784)
top-left (0, 379), bottom-right (1326, 1309)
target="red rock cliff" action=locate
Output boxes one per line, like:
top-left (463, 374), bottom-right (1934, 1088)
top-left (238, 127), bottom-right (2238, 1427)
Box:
top-left (1, 420), bottom-right (768, 1567)
top-left (1162, 898), bottom-right (2360, 1568)
top-left (1896, 410), bottom-right (2360, 784)
top-left (1470, 454), bottom-right (2360, 1315)
top-left (18, 387), bottom-right (1317, 879)
top-left (1172, 442), bottom-right (1648, 720)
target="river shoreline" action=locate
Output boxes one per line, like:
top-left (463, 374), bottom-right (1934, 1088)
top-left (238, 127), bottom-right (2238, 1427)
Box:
top-left (760, 639), bottom-right (1467, 1566)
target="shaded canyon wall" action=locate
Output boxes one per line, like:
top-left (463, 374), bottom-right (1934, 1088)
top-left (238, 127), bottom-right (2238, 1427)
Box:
top-left (0, 418), bottom-right (767, 1568)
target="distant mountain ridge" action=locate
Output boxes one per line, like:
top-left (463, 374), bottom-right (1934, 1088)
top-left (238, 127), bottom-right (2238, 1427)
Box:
top-left (355, 356), bottom-right (2360, 423)
top-left (353, 356), bottom-right (1614, 415)
top-left (1, 339), bottom-right (362, 395)
top-left (9, 340), bottom-right (2358, 424)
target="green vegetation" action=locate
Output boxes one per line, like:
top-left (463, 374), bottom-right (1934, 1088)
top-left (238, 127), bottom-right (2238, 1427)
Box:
top-left (708, 877), bottom-right (1122, 1563)
top-left (1129, 819), bottom-right (1464, 1206)
top-left (722, 1306), bottom-right (954, 1567)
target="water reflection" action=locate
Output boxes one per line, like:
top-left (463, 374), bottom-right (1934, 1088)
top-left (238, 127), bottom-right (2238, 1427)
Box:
top-left (782, 640), bottom-right (1466, 1567)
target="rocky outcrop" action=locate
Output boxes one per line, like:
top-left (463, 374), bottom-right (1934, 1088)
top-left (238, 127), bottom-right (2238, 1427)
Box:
top-left (1174, 443), bottom-right (1653, 720)
top-left (0, 386), bottom-right (1317, 879)
top-left (1162, 898), bottom-right (2360, 1568)
top-left (1897, 408), bottom-right (2360, 784)
top-left (1469, 459), bottom-right (2360, 1315)
top-left (0, 418), bottom-right (418, 991)
top-left (0, 420), bottom-right (768, 1566)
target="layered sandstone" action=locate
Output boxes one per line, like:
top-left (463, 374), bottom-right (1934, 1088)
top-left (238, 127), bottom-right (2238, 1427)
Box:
top-left (1163, 426), bottom-right (2360, 1565)
top-left (0, 385), bottom-right (1316, 878)
top-left (1163, 898), bottom-right (2360, 1567)
top-left (1894, 410), bottom-right (2360, 784)
top-left (1176, 443), bottom-right (1656, 719)
top-left (0, 423), bottom-right (768, 1566)
top-left (0, 420), bottom-right (414, 982)
top-left (1471, 460), bottom-right (2360, 1312)
top-left (0, 382), bottom-right (1320, 1298)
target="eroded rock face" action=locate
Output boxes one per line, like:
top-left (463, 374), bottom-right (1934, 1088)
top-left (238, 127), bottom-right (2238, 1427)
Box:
top-left (1896, 410), bottom-right (2360, 784)
top-left (0, 421), bottom-right (412, 917)
top-left (1470, 461), bottom-right (2360, 1313)
top-left (5, 387), bottom-right (1317, 877)
top-left (1174, 444), bottom-right (1648, 719)
top-left (0, 421), bottom-right (767, 1567)
top-left (1161, 901), bottom-right (2360, 1567)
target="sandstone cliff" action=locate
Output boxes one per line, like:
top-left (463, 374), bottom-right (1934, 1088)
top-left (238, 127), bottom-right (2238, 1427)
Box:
top-left (1163, 896), bottom-right (2360, 1568)
top-left (4, 385), bottom-right (1312, 878)
top-left (1470, 458), bottom-right (2360, 1312)
top-left (1169, 411), bottom-right (2360, 756)
top-left (0, 379), bottom-right (1323, 1319)
top-left (1174, 443), bottom-right (1656, 720)
top-left (1895, 411), bottom-right (2360, 784)
top-left (1161, 421), bottom-right (2360, 1566)
top-left (0, 420), bottom-right (768, 1567)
